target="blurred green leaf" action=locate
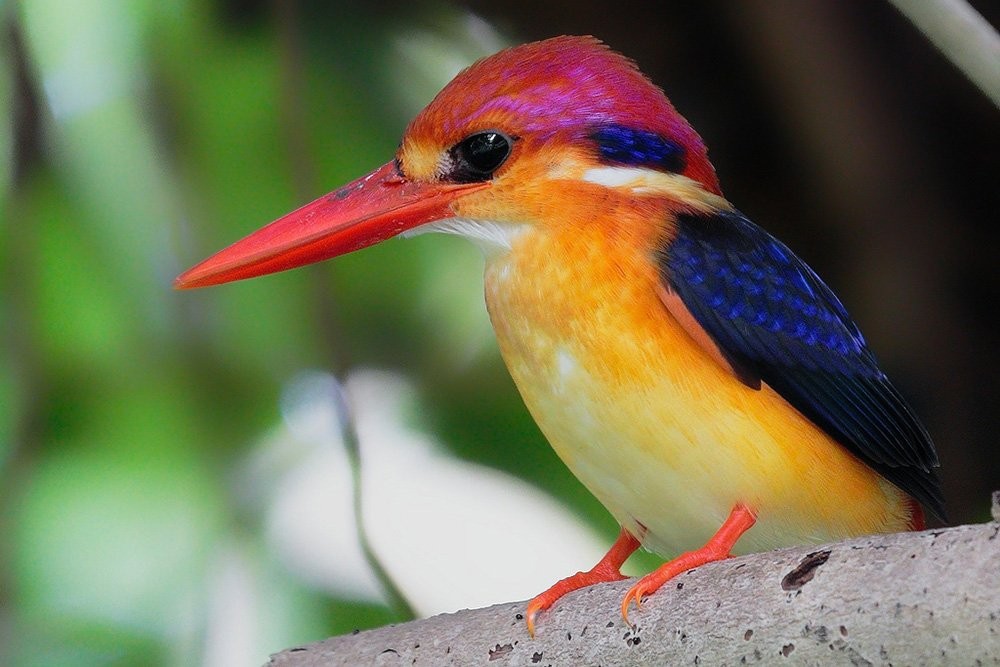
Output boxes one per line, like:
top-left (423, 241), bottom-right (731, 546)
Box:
top-left (0, 17), bottom-right (12, 209)
top-left (18, 0), bottom-right (181, 334)
top-left (0, 353), bottom-right (15, 467)
top-left (13, 448), bottom-right (213, 635)
top-left (24, 174), bottom-right (137, 376)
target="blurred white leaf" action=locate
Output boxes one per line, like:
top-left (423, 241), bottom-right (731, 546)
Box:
top-left (201, 545), bottom-right (260, 667)
top-left (258, 369), bottom-right (607, 617)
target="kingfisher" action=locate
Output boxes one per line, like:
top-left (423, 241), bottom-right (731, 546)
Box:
top-left (176, 36), bottom-right (944, 634)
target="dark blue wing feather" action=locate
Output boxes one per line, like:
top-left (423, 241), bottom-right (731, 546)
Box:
top-left (659, 210), bottom-right (944, 519)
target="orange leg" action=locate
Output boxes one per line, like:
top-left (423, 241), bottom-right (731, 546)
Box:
top-left (621, 504), bottom-right (756, 626)
top-left (526, 527), bottom-right (640, 636)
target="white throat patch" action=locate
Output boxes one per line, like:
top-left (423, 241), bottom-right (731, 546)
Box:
top-left (404, 217), bottom-right (528, 254)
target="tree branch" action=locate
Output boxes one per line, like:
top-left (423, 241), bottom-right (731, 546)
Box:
top-left (269, 517), bottom-right (1000, 666)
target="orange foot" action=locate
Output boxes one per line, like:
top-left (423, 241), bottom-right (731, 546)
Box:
top-left (526, 527), bottom-right (640, 636)
top-left (621, 504), bottom-right (756, 626)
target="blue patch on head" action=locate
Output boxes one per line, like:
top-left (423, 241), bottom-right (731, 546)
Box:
top-left (590, 125), bottom-right (686, 173)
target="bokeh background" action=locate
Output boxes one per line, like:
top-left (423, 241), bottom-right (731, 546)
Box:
top-left (1, 0), bottom-right (997, 664)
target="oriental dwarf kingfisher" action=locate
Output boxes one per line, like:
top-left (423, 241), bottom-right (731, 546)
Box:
top-left (176, 36), bottom-right (944, 634)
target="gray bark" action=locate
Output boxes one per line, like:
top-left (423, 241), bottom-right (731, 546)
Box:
top-left (269, 516), bottom-right (1000, 666)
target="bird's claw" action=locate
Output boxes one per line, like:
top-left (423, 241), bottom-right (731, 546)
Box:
top-left (524, 599), bottom-right (547, 637)
top-left (620, 583), bottom-right (647, 628)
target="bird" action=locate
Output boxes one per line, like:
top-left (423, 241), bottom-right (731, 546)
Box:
top-left (176, 35), bottom-right (944, 635)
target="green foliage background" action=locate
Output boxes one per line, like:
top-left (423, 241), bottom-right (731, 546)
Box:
top-left (0, 3), bottom-right (624, 664)
top-left (1, 1), bottom-right (996, 664)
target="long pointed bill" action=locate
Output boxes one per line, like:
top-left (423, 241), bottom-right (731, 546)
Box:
top-left (175, 161), bottom-right (488, 289)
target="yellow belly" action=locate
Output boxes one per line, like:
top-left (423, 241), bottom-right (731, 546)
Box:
top-left (483, 226), bottom-right (911, 557)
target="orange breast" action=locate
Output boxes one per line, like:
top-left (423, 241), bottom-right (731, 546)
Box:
top-left (482, 222), bottom-right (913, 557)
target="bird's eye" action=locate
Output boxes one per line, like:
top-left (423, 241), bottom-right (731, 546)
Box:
top-left (447, 131), bottom-right (513, 183)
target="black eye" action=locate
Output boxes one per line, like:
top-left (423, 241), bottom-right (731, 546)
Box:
top-left (447, 131), bottom-right (513, 183)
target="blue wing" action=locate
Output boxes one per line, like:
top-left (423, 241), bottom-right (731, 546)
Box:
top-left (659, 209), bottom-right (944, 520)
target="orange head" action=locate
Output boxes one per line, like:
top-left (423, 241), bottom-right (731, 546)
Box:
top-left (176, 36), bottom-right (722, 288)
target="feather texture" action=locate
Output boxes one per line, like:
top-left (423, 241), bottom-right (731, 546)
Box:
top-left (659, 210), bottom-right (944, 519)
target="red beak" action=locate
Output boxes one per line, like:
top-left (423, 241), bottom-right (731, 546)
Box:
top-left (174, 161), bottom-right (488, 289)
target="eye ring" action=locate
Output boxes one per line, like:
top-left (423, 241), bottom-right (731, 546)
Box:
top-left (447, 130), bottom-right (514, 183)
